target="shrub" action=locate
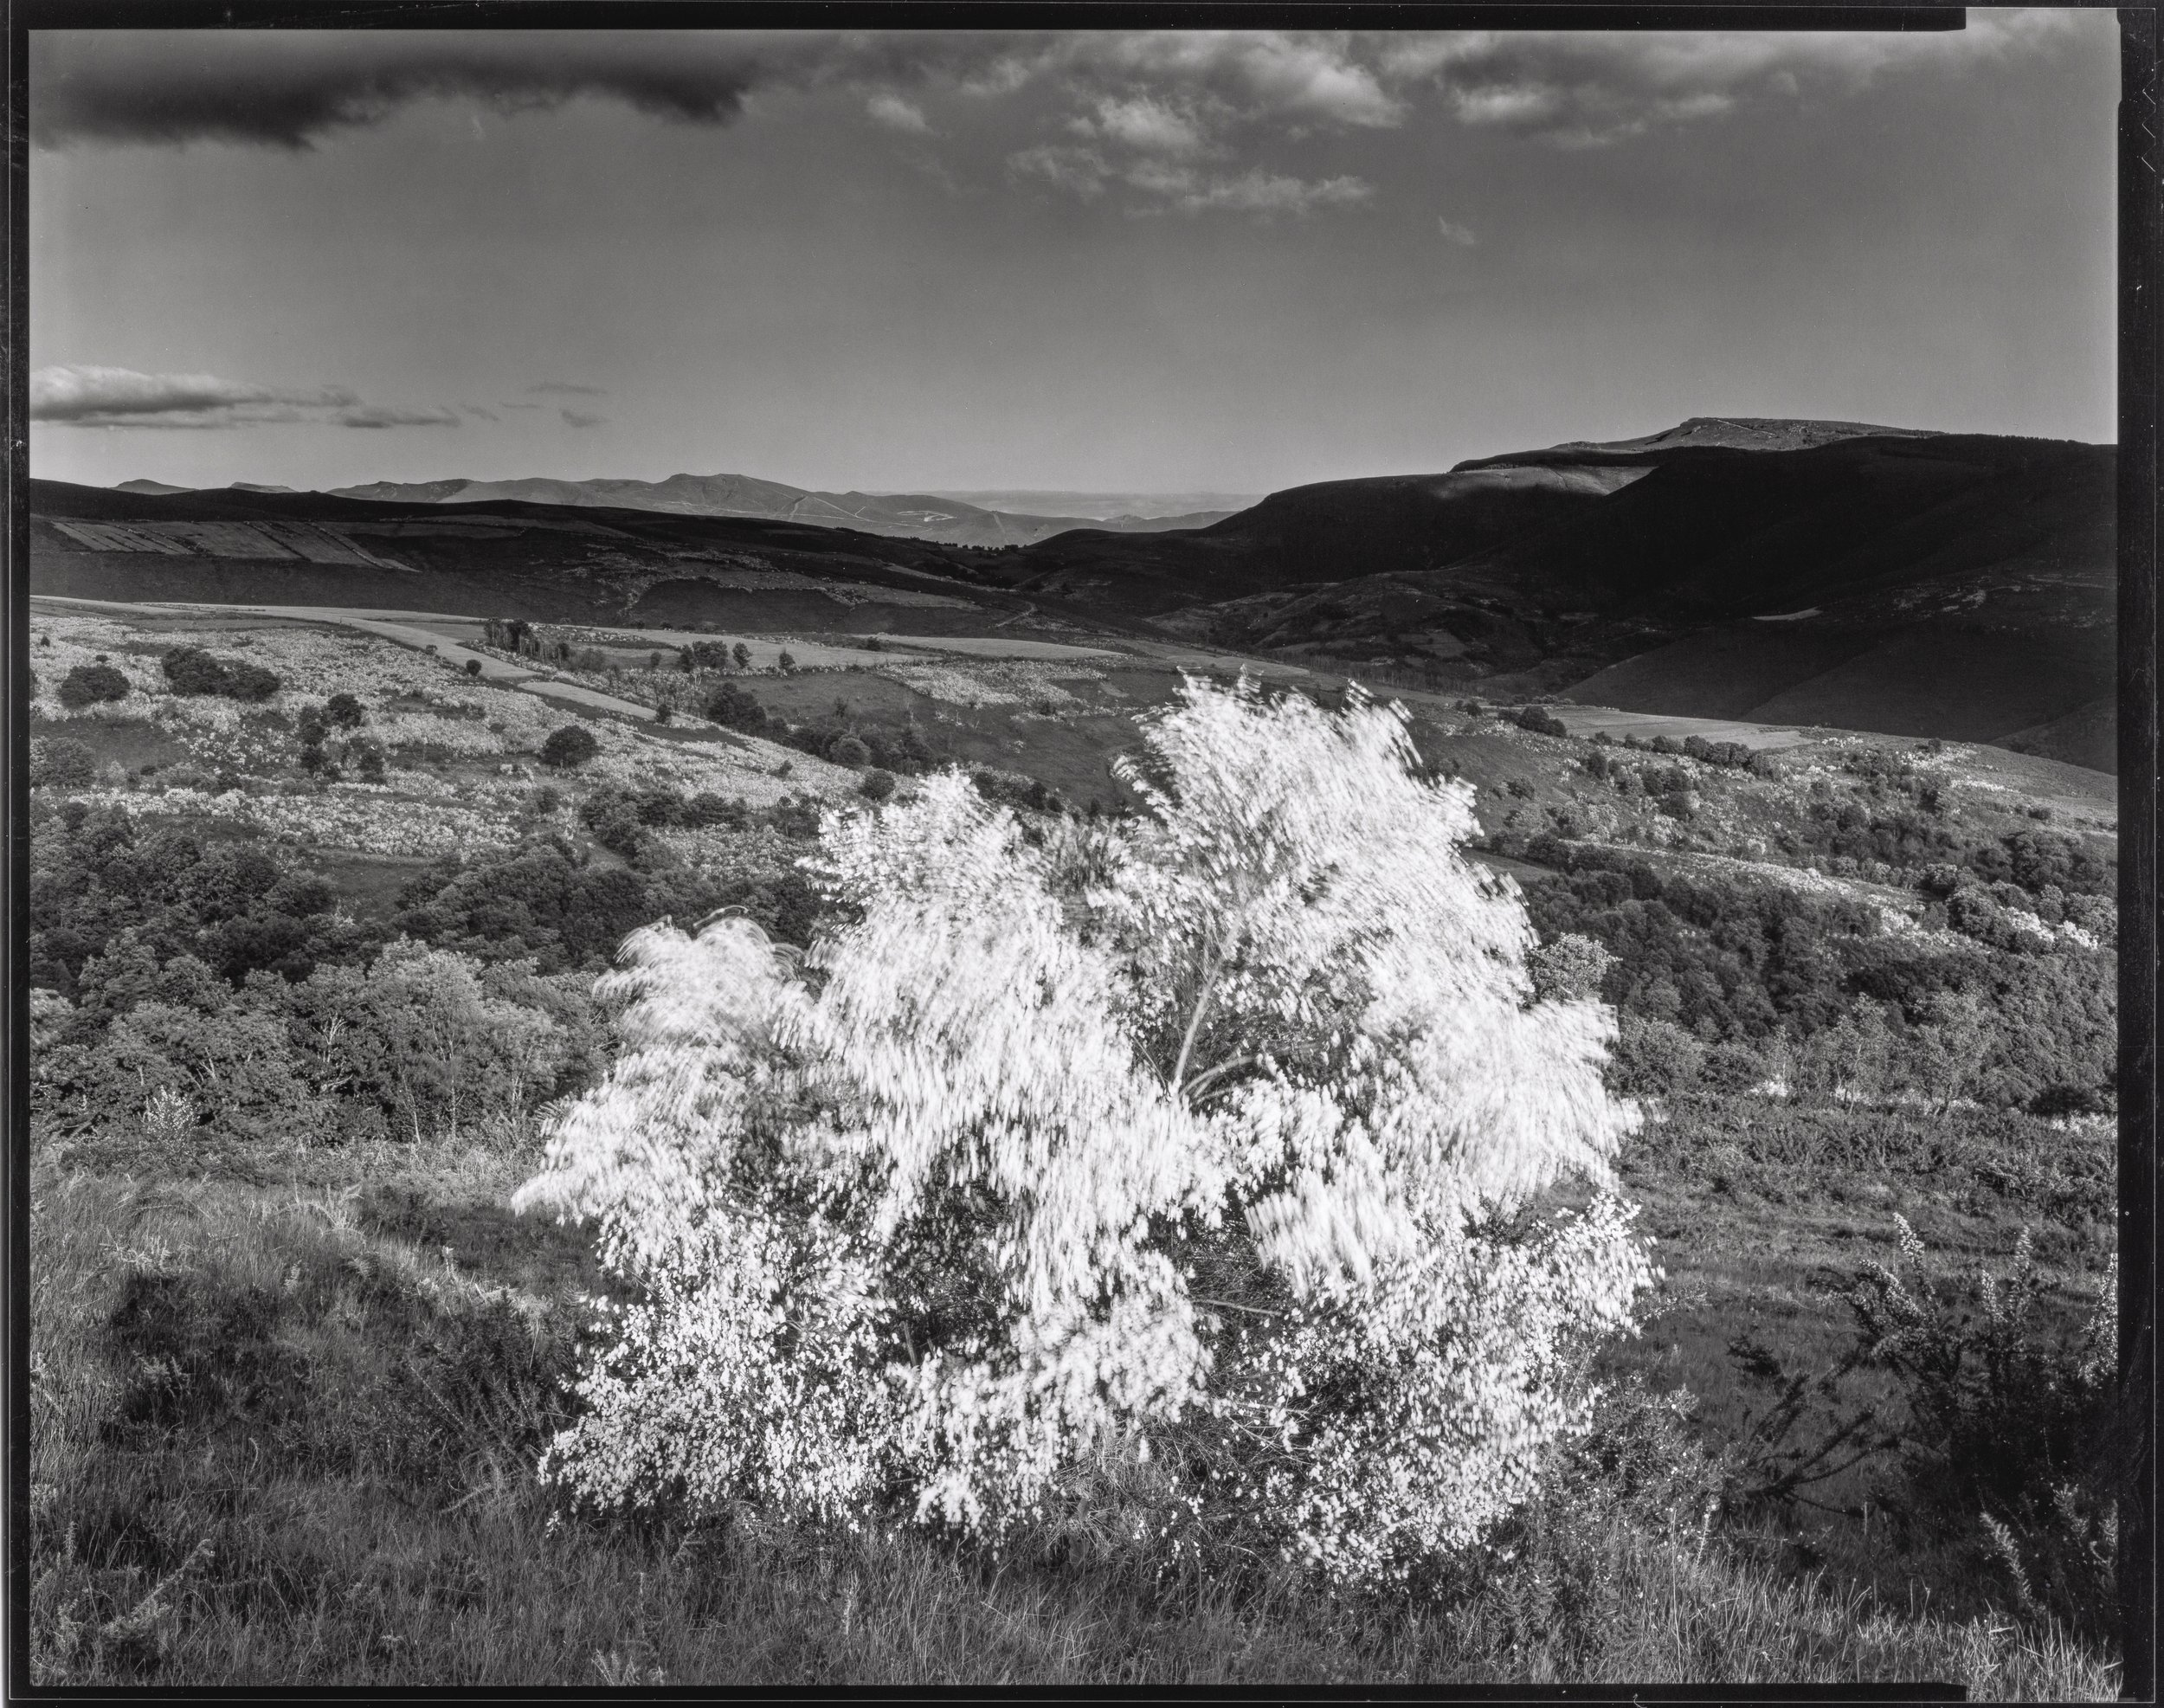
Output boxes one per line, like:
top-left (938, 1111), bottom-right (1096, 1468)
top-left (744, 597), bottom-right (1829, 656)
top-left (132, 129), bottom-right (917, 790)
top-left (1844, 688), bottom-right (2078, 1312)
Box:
top-left (465, 658), bottom-right (484, 677)
top-left (539, 725), bottom-right (600, 770)
top-left (226, 660), bottom-right (280, 700)
top-left (829, 733), bottom-right (872, 768)
top-left (351, 739), bottom-right (387, 783)
top-left (1608, 1015), bottom-right (1704, 1096)
top-left (287, 942), bottom-right (572, 1143)
top-left (682, 791), bottom-right (749, 829)
top-left (518, 679), bottom-right (1651, 1589)
top-left (1514, 706), bottom-right (1570, 738)
top-left (732, 642), bottom-right (751, 670)
top-left (324, 692), bottom-right (365, 728)
top-left (858, 769), bottom-right (897, 803)
top-left (704, 682), bottom-right (769, 733)
top-left (1845, 1219), bottom-right (2120, 1640)
top-left (577, 790), bottom-right (647, 860)
top-left (1699, 1039), bottom-right (1766, 1092)
top-left (30, 738), bottom-right (98, 788)
top-left (56, 661), bottom-right (133, 709)
top-left (1528, 931), bottom-right (1614, 1002)
top-left (776, 649), bottom-right (796, 674)
top-left (42, 996), bottom-right (324, 1143)
top-left (161, 646), bottom-right (280, 701)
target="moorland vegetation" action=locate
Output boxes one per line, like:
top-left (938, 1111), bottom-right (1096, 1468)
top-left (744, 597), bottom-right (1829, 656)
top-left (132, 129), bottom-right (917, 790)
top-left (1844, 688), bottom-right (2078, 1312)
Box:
top-left (24, 605), bottom-right (2122, 1692)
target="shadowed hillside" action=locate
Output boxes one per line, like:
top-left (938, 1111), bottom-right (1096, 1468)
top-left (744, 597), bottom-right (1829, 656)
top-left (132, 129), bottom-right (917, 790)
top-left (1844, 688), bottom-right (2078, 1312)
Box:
top-left (28, 479), bottom-right (1160, 641)
top-left (1105, 428), bottom-right (2115, 764)
top-left (34, 419), bottom-right (2116, 764)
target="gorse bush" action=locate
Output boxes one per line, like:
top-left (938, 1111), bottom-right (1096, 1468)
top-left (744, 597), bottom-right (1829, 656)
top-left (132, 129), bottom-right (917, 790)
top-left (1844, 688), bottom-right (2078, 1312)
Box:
top-left (539, 725), bottom-right (600, 770)
top-left (518, 678), bottom-right (1653, 1589)
top-left (58, 662), bottom-right (132, 709)
top-left (162, 646), bottom-right (280, 702)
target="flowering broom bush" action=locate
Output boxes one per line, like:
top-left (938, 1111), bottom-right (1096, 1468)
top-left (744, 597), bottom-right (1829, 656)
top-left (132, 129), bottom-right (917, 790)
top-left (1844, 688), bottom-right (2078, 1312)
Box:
top-left (517, 677), bottom-right (1654, 1587)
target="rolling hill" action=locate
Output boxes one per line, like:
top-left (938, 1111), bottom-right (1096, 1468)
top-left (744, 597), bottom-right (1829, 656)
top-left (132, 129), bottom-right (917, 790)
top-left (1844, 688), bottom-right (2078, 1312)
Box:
top-left (40, 416), bottom-right (2116, 766)
top-left (1005, 424), bottom-right (2114, 767)
top-left (26, 479), bottom-right (1166, 641)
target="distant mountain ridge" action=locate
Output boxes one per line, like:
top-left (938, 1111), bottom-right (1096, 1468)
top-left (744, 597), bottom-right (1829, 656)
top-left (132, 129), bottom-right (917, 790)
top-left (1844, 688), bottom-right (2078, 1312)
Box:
top-left (924, 488), bottom-right (1265, 523)
top-left (319, 471), bottom-right (1240, 546)
top-left (1458, 416), bottom-right (1944, 464)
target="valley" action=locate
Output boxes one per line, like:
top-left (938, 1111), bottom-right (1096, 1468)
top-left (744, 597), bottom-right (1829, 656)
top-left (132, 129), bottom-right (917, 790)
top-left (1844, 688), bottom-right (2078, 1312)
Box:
top-left (39, 416), bottom-right (2116, 771)
top-left (26, 418), bottom-right (2122, 1694)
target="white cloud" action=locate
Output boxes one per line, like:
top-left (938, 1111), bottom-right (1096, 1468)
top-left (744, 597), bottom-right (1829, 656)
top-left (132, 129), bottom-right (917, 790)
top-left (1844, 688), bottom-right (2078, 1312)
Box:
top-left (34, 20), bottom-right (2100, 203)
top-left (1144, 168), bottom-right (1375, 218)
top-left (1437, 216), bottom-right (1478, 247)
top-left (1373, 15), bottom-right (2098, 147)
top-left (1087, 94), bottom-right (1210, 158)
top-left (866, 91), bottom-right (931, 133)
top-left (337, 404), bottom-right (461, 429)
top-left (30, 364), bottom-right (457, 430)
top-left (1013, 142), bottom-right (1369, 220)
top-left (1087, 33), bottom-right (1404, 130)
top-left (1009, 143), bottom-right (1112, 200)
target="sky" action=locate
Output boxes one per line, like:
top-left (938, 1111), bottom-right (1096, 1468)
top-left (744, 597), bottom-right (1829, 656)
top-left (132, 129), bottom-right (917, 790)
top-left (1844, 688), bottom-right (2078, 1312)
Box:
top-left (29, 16), bottom-right (2120, 497)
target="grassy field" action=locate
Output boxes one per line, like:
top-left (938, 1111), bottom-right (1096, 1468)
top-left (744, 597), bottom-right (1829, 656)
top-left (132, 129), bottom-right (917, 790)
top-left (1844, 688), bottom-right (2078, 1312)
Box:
top-left (26, 1098), bottom-right (2118, 1692)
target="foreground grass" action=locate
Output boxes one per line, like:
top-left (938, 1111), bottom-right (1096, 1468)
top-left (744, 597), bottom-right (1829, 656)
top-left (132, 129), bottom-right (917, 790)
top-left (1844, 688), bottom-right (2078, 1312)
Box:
top-left (29, 1144), bottom-right (2119, 1692)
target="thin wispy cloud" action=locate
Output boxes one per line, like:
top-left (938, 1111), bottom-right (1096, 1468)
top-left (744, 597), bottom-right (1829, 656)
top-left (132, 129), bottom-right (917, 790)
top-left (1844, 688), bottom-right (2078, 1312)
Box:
top-left (527, 380), bottom-right (606, 396)
top-left (338, 403), bottom-right (461, 429)
top-left (1139, 166), bottom-right (1375, 218)
top-left (1437, 216), bottom-right (1478, 247)
top-left (29, 364), bottom-right (459, 430)
top-left (560, 408), bottom-right (607, 429)
top-left (1011, 145), bottom-right (1371, 219)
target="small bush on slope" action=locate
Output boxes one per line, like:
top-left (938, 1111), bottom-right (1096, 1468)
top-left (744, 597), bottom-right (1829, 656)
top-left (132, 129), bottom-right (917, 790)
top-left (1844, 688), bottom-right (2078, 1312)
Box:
top-left (1844, 1218), bottom-right (2121, 1643)
top-left (58, 663), bottom-right (132, 710)
top-left (517, 677), bottom-right (1654, 1590)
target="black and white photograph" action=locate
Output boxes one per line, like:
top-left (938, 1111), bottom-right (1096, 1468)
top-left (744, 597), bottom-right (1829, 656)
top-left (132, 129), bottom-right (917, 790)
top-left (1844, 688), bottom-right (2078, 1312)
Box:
top-left (16, 10), bottom-right (2146, 1692)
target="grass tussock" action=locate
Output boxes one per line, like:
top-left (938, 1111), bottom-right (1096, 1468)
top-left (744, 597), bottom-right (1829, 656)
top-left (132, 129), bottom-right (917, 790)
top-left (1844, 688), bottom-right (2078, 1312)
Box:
top-left (29, 1157), bottom-right (2118, 1693)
